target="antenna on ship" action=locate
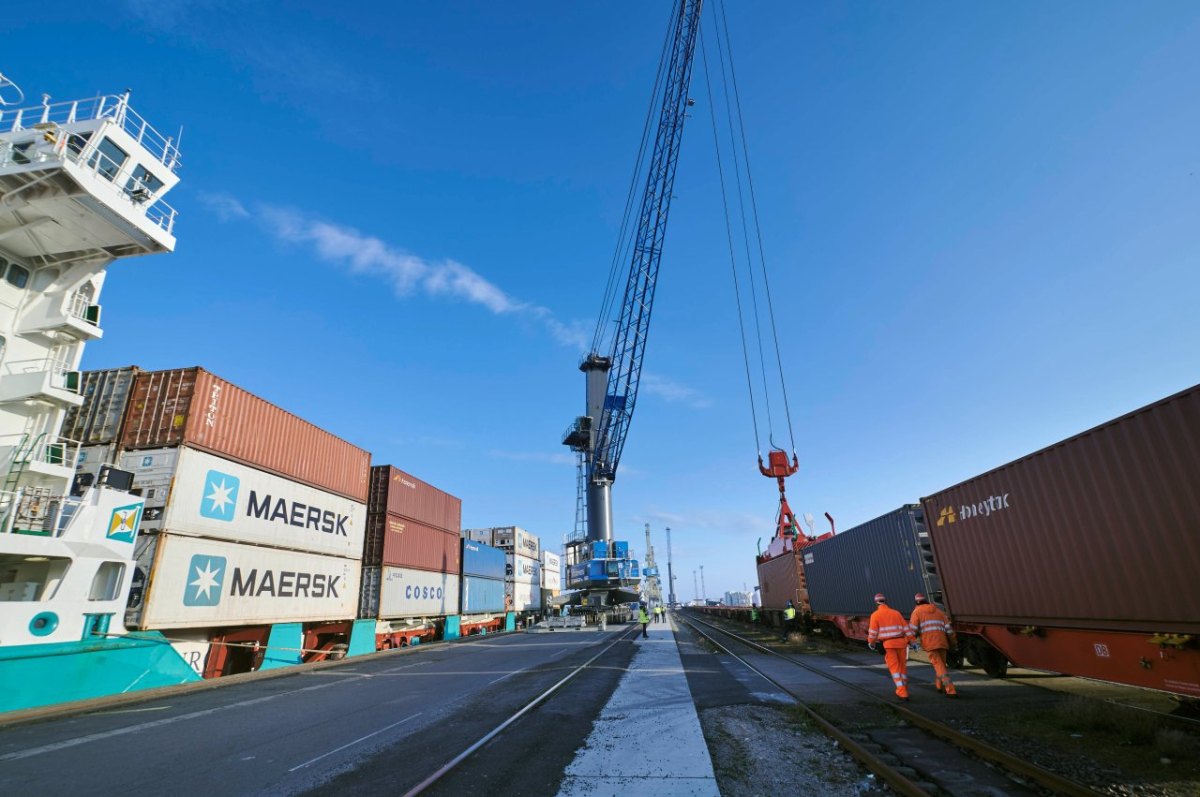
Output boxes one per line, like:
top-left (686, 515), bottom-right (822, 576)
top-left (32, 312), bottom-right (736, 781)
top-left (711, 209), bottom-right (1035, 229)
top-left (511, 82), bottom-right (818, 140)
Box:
top-left (0, 71), bottom-right (25, 106)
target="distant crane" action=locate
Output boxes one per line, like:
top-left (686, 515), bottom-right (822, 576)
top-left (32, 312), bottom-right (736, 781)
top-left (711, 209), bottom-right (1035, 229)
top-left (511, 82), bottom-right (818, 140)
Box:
top-left (642, 523), bottom-right (663, 606)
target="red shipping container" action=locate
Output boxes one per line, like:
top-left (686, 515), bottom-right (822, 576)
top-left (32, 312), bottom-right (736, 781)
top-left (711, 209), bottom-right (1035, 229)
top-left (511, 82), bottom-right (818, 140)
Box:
top-left (922, 384), bottom-right (1200, 635)
top-left (368, 465), bottom-right (461, 532)
top-left (120, 367), bottom-right (370, 503)
top-left (365, 511), bottom-right (462, 573)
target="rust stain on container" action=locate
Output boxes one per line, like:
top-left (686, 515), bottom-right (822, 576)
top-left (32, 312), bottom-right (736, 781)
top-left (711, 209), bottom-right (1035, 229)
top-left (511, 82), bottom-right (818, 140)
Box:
top-left (364, 511), bottom-right (462, 573)
top-left (923, 384), bottom-right (1200, 634)
top-left (369, 465), bottom-right (461, 533)
top-left (120, 367), bottom-right (370, 502)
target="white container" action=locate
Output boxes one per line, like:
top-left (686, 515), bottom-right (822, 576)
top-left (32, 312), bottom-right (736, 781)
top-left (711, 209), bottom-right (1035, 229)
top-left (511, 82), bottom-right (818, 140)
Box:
top-left (542, 551), bottom-right (562, 591)
top-left (490, 526), bottom-right (540, 560)
top-left (120, 446), bottom-right (365, 558)
top-left (462, 528), bottom-right (495, 545)
top-left (506, 553), bottom-right (540, 584)
top-left (508, 580), bottom-right (541, 612)
top-left (77, 443), bottom-right (119, 480)
top-left (127, 533), bottom-right (360, 629)
top-left (363, 566), bottom-right (461, 619)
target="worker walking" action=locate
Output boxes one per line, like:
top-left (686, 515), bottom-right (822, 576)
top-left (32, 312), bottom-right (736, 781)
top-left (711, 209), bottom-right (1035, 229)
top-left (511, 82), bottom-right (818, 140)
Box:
top-left (654, 605), bottom-right (663, 623)
top-left (783, 600), bottom-right (797, 632)
top-left (638, 604), bottom-right (650, 638)
top-left (868, 593), bottom-right (917, 700)
top-left (909, 593), bottom-right (958, 697)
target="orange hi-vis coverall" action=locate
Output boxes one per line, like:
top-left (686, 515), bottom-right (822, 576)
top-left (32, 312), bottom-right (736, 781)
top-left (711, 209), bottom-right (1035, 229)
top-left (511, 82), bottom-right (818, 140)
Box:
top-left (868, 603), bottom-right (916, 699)
top-left (910, 603), bottom-right (957, 696)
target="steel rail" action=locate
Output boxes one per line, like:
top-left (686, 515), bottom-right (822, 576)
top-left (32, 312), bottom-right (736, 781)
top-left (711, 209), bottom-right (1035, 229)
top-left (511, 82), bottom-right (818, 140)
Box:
top-left (682, 612), bottom-right (1100, 797)
top-left (401, 625), bottom-right (639, 797)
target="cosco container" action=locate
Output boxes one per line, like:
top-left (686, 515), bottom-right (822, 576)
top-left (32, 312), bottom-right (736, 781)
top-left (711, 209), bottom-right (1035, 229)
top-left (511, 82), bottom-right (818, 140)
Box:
top-left (127, 534), bottom-right (360, 629)
top-left (359, 565), bottom-right (461, 619)
top-left (491, 526), bottom-right (540, 560)
top-left (368, 465), bottom-right (461, 532)
top-left (120, 367), bottom-right (370, 502)
top-left (461, 575), bottom-right (506, 614)
top-left (802, 505), bottom-right (938, 620)
top-left (120, 447), bottom-right (366, 559)
top-left (64, 366), bottom-right (140, 445)
top-left (506, 553), bottom-right (540, 584)
top-left (463, 539), bottom-right (506, 580)
top-left (922, 384), bottom-right (1200, 634)
top-left (364, 512), bottom-right (461, 573)
top-left (542, 551), bottom-right (562, 591)
top-left (507, 580), bottom-right (541, 612)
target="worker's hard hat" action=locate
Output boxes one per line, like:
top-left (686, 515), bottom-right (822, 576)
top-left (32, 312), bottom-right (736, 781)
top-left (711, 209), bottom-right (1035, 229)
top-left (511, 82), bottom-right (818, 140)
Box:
top-left (914, 593), bottom-right (928, 604)
top-left (873, 593), bottom-right (886, 603)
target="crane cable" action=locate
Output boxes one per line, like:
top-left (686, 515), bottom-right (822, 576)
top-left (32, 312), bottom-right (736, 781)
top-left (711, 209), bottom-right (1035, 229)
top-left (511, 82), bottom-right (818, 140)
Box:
top-left (702, 0), bottom-right (797, 455)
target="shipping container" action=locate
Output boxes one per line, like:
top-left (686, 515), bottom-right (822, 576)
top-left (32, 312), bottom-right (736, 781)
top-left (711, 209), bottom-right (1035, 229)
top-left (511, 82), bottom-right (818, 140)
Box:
top-left (364, 511), bottom-right (461, 573)
top-left (64, 366), bottom-right (140, 445)
top-left (463, 539), bottom-right (506, 580)
top-left (802, 506), bottom-right (939, 620)
top-left (507, 580), bottom-right (541, 612)
top-left (491, 526), bottom-right (540, 560)
top-left (922, 384), bottom-right (1200, 635)
top-left (76, 443), bottom-right (119, 480)
top-left (127, 534), bottom-right (360, 629)
top-left (369, 465), bottom-right (461, 532)
top-left (120, 447), bottom-right (366, 559)
top-left (461, 575), bottom-right (506, 614)
top-left (542, 551), bottom-right (562, 591)
top-left (756, 549), bottom-right (806, 611)
top-left (359, 565), bottom-right (461, 619)
top-left (506, 553), bottom-right (540, 584)
top-left (120, 367), bottom-right (370, 502)
top-left (463, 528), bottom-right (494, 545)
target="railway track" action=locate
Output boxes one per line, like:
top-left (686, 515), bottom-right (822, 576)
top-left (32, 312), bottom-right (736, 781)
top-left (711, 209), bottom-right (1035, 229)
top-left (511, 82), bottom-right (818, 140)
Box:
top-left (679, 611), bottom-right (1100, 797)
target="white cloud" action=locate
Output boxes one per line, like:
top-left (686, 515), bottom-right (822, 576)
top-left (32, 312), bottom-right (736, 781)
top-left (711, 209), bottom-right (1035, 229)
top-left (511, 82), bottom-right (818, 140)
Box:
top-left (644, 508), bottom-right (775, 537)
top-left (640, 373), bottom-right (712, 409)
top-left (197, 191), bottom-right (249, 221)
top-left (488, 449), bottom-right (576, 466)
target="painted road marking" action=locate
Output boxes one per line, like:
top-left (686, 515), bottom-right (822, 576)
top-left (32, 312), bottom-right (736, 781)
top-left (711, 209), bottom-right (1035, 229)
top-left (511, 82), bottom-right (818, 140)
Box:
top-left (287, 712), bottom-right (422, 772)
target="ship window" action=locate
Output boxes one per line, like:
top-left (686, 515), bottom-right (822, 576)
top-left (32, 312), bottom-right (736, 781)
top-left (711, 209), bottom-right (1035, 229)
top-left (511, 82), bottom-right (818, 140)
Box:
top-left (4, 262), bottom-right (30, 289)
top-left (67, 132), bottom-right (92, 155)
top-left (89, 561), bottom-right (126, 601)
top-left (88, 137), bottom-right (128, 182)
top-left (124, 165), bottom-right (164, 202)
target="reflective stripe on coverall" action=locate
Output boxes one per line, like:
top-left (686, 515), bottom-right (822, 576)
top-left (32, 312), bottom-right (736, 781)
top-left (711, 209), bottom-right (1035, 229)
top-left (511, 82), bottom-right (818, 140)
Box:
top-left (869, 603), bottom-right (916, 698)
top-left (910, 603), bottom-right (957, 695)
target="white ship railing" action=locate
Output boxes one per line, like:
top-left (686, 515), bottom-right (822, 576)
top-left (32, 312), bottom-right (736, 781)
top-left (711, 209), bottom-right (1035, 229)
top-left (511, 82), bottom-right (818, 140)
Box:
top-left (0, 94), bottom-right (180, 171)
top-left (2, 354), bottom-right (77, 384)
top-left (0, 432), bottom-right (83, 471)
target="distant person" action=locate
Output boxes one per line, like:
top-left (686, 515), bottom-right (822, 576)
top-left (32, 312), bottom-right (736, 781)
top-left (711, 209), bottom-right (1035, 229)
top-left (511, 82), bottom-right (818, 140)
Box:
top-left (909, 593), bottom-right (958, 697)
top-left (638, 604), bottom-right (650, 638)
top-left (654, 605), bottom-right (663, 623)
top-left (783, 599), bottom-right (796, 632)
top-left (751, 587), bottom-right (762, 609)
top-left (868, 592), bottom-right (916, 701)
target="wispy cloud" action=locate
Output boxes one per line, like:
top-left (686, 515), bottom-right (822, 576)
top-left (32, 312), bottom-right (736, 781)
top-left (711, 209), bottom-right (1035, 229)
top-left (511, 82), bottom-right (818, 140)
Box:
top-left (202, 195), bottom-right (586, 348)
top-left (645, 508), bottom-right (774, 536)
top-left (488, 449), bottom-right (576, 466)
top-left (641, 373), bottom-right (712, 409)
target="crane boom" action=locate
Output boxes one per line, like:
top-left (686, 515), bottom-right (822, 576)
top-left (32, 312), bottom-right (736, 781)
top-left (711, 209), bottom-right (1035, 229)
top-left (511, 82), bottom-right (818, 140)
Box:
top-left (563, 0), bottom-right (704, 548)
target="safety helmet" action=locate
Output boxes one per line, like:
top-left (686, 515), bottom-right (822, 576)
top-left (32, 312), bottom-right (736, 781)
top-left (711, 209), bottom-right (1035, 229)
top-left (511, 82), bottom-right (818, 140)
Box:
top-left (914, 593), bottom-right (928, 604)
top-left (873, 593), bottom-right (886, 603)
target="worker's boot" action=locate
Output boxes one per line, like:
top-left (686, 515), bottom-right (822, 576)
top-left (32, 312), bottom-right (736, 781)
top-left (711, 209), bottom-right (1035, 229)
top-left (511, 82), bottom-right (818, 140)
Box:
top-left (943, 680), bottom-right (957, 697)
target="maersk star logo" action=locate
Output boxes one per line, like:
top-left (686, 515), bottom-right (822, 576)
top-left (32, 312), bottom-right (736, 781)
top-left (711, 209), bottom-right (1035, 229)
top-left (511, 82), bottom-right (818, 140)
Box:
top-left (199, 469), bottom-right (240, 522)
top-left (184, 554), bottom-right (226, 607)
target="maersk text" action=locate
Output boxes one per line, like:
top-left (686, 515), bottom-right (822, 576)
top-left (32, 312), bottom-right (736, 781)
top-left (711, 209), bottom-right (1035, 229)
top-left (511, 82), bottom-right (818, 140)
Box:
top-left (229, 568), bottom-right (341, 598)
top-left (246, 490), bottom-right (349, 535)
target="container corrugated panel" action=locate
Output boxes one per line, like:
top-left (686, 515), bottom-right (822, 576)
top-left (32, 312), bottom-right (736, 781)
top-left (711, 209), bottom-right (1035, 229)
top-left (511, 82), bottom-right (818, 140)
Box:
top-left (120, 367), bottom-right (370, 502)
top-left (756, 550), bottom-right (804, 611)
top-left (63, 367), bottom-right (140, 445)
top-left (801, 506), bottom-right (935, 620)
top-left (508, 580), bottom-right (541, 612)
top-left (77, 443), bottom-right (119, 480)
top-left (922, 384), bottom-right (1200, 634)
top-left (372, 566), bottom-right (461, 619)
top-left (128, 533), bottom-right (360, 629)
top-left (463, 528), bottom-right (494, 545)
top-left (364, 512), bottom-right (461, 573)
top-left (461, 575), bottom-right (506, 613)
top-left (491, 527), bottom-right (540, 560)
top-left (462, 540), bottom-right (506, 579)
top-left (121, 447), bottom-right (366, 559)
top-left (368, 465), bottom-right (461, 532)
top-left (542, 551), bottom-right (562, 590)
top-left (506, 553), bottom-right (540, 584)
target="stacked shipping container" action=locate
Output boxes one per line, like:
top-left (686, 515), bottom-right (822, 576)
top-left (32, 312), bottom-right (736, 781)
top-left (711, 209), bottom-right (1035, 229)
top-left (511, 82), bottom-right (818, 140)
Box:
top-left (361, 465), bottom-right (463, 622)
top-left (461, 539), bottom-right (506, 613)
top-left (465, 526), bottom-right (543, 612)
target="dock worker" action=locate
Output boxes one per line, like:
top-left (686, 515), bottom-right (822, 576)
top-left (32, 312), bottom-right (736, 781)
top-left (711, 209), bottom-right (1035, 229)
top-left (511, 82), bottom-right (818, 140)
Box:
top-left (783, 599), bottom-right (797, 631)
top-left (638, 604), bottom-right (650, 638)
top-left (868, 593), bottom-right (916, 701)
top-left (654, 605), bottom-right (663, 623)
top-left (909, 593), bottom-right (957, 697)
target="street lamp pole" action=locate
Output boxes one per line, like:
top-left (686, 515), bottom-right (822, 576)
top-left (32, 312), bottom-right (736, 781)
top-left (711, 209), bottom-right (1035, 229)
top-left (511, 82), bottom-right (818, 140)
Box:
top-left (666, 526), bottom-right (677, 607)
top-left (700, 565), bottom-right (706, 604)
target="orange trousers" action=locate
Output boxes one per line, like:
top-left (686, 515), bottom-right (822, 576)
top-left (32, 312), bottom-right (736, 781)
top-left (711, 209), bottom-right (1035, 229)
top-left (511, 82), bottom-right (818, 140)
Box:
top-left (927, 649), bottom-right (957, 695)
top-left (883, 647), bottom-right (909, 698)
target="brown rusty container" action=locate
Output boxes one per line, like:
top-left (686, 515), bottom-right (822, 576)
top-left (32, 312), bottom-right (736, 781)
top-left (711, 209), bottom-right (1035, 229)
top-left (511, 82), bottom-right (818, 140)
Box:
top-left (756, 549), bottom-right (808, 612)
top-left (368, 465), bottom-right (461, 533)
top-left (120, 367), bottom-right (370, 503)
top-left (364, 511), bottom-right (462, 573)
top-left (922, 384), bottom-right (1200, 635)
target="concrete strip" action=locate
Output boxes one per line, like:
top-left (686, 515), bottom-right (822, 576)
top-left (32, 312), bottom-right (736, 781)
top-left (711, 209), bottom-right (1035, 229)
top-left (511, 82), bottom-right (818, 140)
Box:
top-left (557, 615), bottom-right (720, 797)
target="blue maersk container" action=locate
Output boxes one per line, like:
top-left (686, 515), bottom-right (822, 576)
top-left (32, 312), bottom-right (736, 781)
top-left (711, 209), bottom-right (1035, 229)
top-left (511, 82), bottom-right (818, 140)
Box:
top-left (801, 504), bottom-right (941, 619)
top-left (462, 539), bottom-right (506, 580)
top-left (461, 575), bottom-right (506, 613)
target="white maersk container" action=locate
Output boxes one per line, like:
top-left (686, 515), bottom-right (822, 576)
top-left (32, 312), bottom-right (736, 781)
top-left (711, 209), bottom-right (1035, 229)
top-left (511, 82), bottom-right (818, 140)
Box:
top-left (506, 553), bottom-right (540, 584)
top-left (542, 551), bottom-right (562, 591)
top-left (490, 526), bottom-right (540, 561)
top-left (508, 580), bottom-right (542, 612)
top-left (358, 565), bottom-right (462, 619)
top-left (120, 447), bottom-right (366, 559)
top-left (127, 534), bottom-right (361, 629)
top-left (77, 443), bottom-right (120, 481)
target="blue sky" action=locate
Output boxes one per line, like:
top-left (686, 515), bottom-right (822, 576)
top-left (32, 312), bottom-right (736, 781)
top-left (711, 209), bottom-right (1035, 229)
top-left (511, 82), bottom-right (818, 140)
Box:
top-left (7, 2), bottom-right (1199, 601)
